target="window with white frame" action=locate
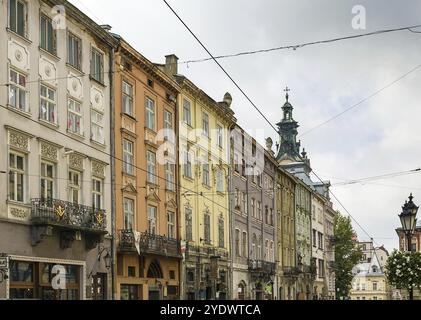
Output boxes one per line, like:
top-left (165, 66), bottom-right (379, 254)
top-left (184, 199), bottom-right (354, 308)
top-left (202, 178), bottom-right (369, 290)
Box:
top-left (265, 240), bottom-right (269, 261)
top-left (242, 192), bottom-right (247, 214)
top-left (123, 139), bottom-right (134, 175)
top-left (9, 69), bottom-right (27, 112)
top-left (167, 211), bottom-right (175, 239)
top-left (40, 14), bottom-right (56, 54)
top-left (123, 198), bottom-right (134, 230)
top-left (90, 48), bottom-right (104, 83)
top-left (165, 162), bottom-right (175, 191)
top-left (68, 32), bottom-right (82, 70)
top-left (202, 112), bottom-right (209, 137)
top-left (204, 213), bottom-right (211, 244)
top-left (122, 81), bottom-right (133, 116)
top-left (92, 178), bottom-right (102, 209)
top-left (9, 0), bottom-right (27, 37)
top-left (67, 98), bottom-right (82, 135)
top-left (164, 110), bottom-right (173, 141)
top-left (202, 162), bottom-right (210, 186)
top-left (68, 170), bottom-right (81, 204)
top-left (251, 198), bottom-right (255, 218)
top-left (40, 84), bottom-right (56, 124)
top-left (9, 152), bottom-right (25, 202)
top-left (145, 97), bottom-right (155, 131)
top-left (257, 201), bottom-right (262, 220)
top-left (147, 151), bottom-right (156, 184)
top-left (148, 206), bottom-right (157, 234)
top-left (216, 124), bottom-right (223, 148)
top-left (40, 162), bottom-right (54, 201)
top-left (235, 188), bottom-right (240, 208)
top-left (183, 98), bottom-right (191, 125)
top-left (184, 150), bottom-right (192, 178)
top-left (91, 109), bottom-right (104, 144)
top-left (216, 169), bottom-right (224, 192)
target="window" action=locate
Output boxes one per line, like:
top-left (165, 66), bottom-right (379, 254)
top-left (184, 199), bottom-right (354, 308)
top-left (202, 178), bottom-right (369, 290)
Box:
top-left (216, 125), bottom-right (223, 148)
top-left (147, 151), bottom-right (156, 184)
top-left (234, 154), bottom-right (239, 173)
top-left (318, 232), bottom-right (324, 250)
top-left (252, 234), bottom-right (257, 260)
top-left (251, 198), bottom-right (255, 218)
top-left (234, 188), bottom-right (240, 209)
top-left (242, 232), bottom-right (248, 257)
top-left (68, 98), bottom-right (82, 135)
top-left (362, 283), bottom-right (366, 291)
top-left (164, 110), bottom-right (173, 139)
top-left (68, 33), bottom-right (82, 70)
top-left (242, 159), bottom-right (246, 176)
top-left (312, 229), bottom-right (317, 247)
top-left (185, 208), bottom-right (193, 241)
top-left (123, 198), bottom-right (134, 230)
top-left (40, 84), bottom-right (56, 124)
top-left (257, 236), bottom-right (262, 260)
top-left (183, 98), bottom-right (191, 125)
top-left (265, 206), bottom-right (269, 224)
top-left (91, 109), bottom-right (104, 144)
top-left (204, 213), bottom-right (211, 244)
top-left (235, 229), bottom-right (240, 257)
top-left (184, 150), bottom-right (192, 178)
top-left (167, 212), bottom-right (175, 239)
top-left (40, 14), bottom-right (56, 54)
top-left (90, 48), bottom-right (104, 83)
top-left (257, 201), bottom-right (262, 220)
top-left (122, 81), bottom-right (133, 116)
top-left (9, 0), bottom-right (27, 37)
top-left (148, 206), bottom-right (157, 234)
top-left (9, 152), bottom-right (25, 202)
top-left (165, 162), bottom-right (175, 191)
top-left (169, 270), bottom-right (175, 280)
top-left (202, 112), bottom-right (209, 137)
top-left (216, 169), bottom-right (224, 192)
top-left (40, 162), bottom-right (54, 201)
top-left (318, 259), bottom-right (325, 278)
top-left (92, 178), bottom-right (102, 209)
top-left (202, 162), bottom-right (210, 186)
top-left (257, 171), bottom-right (262, 187)
top-left (218, 217), bottom-right (224, 248)
top-left (242, 192), bottom-right (247, 214)
top-left (9, 69), bottom-right (27, 112)
top-left (123, 139), bottom-right (134, 175)
top-left (68, 170), bottom-right (81, 204)
top-left (270, 209), bottom-right (274, 226)
top-left (145, 97), bottom-right (155, 131)
top-left (270, 241), bottom-right (274, 262)
top-left (373, 282), bottom-right (378, 291)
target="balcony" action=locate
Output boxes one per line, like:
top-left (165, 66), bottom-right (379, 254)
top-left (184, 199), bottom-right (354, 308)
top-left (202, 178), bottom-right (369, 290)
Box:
top-left (139, 232), bottom-right (181, 258)
top-left (31, 198), bottom-right (106, 232)
top-left (118, 229), bottom-right (137, 253)
top-left (248, 259), bottom-right (276, 275)
top-left (282, 266), bottom-right (300, 276)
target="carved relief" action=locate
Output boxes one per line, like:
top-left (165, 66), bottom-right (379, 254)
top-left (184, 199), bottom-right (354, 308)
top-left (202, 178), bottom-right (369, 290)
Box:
top-left (69, 153), bottom-right (84, 171)
top-left (10, 207), bottom-right (29, 219)
top-left (92, 161), bottom-right (105, 178)
top-left (8, 40), bottom-right (30, 71)
top-left (9, 131), bottom-right (29, 151)
top-left (90, 86), bottom-right (104, 111)
top-left (67, 73), bottom-right (83, 99)
top-left (41, 142), bottom-right (58, 162)
top-left (39, 57), bottom-right (58, 86)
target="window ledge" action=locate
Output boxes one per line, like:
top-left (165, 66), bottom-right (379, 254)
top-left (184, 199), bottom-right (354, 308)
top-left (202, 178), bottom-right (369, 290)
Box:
top-left (66, 63), bottom-right (84, 75)
top-left (39, 47), bottom-right (60, 62)
top-left (6, 28), bottom-right (32, 44)
top-left (122, 172), bottom-right (136, 179)
top-left (38, 118), bottom-right (59, 130)
top-left (182, 175), bottom-right (194, 182)
top-left (6, 199), bottom-right (31, 208)
top-left (7, 105), bottom-right (31, 118)
top-left (67, 130), bottom-right (85, 140)
top-left (90, 139), bottom-right (107, 149)
top-left (89, 75), bottom-right (106, 87)
top-left (121, 112), bottom-right (137, 122)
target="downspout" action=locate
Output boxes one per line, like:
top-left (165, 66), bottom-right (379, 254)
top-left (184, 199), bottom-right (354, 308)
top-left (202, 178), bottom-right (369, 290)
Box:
top-left (109, 45), bottom-right (117, 300)
top-left (228, 127), bottom-right (234, 300)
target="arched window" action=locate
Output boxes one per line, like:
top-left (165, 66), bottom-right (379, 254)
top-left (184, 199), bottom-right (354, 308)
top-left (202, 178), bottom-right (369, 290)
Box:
top-left (147, 259), bottom-right (163, 279)
top-left (252, 234), bottom-right (257, 260)
top-left (238, 282), bottom-right (246, 300)
top-left (258, 236), bottom-right (262, 260)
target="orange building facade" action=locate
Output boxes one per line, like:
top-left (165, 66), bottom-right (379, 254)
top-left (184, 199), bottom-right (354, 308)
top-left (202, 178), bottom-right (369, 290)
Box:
top-left (113, 37), bottom-right (181, 300)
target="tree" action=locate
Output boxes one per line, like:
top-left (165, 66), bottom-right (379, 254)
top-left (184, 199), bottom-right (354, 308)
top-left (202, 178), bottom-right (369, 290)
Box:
top-left (333, 212), bottom-right (363, 300)
top-left (385, 250), bottom-right (421, 299)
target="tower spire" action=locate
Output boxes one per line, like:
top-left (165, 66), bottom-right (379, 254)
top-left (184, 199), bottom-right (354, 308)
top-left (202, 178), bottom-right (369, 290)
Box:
top-left (284, 86), bottom-right (290, 102)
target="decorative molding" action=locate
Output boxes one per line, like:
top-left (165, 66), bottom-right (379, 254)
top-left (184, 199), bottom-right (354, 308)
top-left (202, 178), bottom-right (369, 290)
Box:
top-left (41, 141), bottom-right (58, 162)
top-left (69, 153), bottom-right (85, 171)
top-left (91, 161), bottom-right (105, 178)
top-left (8, 130), bottom-right (30, 152)
top-left (10, 207), bottom-right (29, 219)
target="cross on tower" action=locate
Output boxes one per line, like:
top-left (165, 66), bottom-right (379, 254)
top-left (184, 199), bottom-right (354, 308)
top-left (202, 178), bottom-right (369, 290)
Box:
top-left (284, 86), bottom-right (290, 102)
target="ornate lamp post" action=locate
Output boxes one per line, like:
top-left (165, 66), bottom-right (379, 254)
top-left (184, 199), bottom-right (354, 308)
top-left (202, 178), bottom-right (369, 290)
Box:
top-left (398, 193), bottom-right (419, 300)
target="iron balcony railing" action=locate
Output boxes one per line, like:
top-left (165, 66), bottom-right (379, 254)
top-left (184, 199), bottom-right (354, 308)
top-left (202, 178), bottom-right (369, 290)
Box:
top-left (31, 198), bottom-right (106, 232)
top-left (248, 259), bottom-right (276, 275)
top-left (139, 231), bottom-right (181, 258)
top-left (282, 266), bottom-right (300, 276)
top-left (118, 229), bottom-right (137, 252)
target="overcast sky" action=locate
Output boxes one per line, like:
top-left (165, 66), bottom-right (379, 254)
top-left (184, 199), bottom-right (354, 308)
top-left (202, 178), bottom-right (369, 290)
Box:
top-left (70, 0), bottom-right (421, 251)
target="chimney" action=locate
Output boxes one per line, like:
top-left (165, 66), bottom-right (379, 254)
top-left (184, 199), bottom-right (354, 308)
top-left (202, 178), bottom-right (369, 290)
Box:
top-left (100, 24), bottom-right (112, 32)
top-left (165, 54), bottom-right (178, 77)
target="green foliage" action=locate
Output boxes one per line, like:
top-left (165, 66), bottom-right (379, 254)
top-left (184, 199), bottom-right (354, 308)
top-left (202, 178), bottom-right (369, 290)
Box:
top-left (385, 250), bottom-right (421, 290)
top-left (333, 212), bottom-right (363, 299)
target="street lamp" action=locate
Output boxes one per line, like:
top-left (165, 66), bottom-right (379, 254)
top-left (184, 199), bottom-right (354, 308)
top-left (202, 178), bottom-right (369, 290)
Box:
top-left (399, 193), bottom-right (419, 252)
top-left (398, 193), bottom-right (419, 300)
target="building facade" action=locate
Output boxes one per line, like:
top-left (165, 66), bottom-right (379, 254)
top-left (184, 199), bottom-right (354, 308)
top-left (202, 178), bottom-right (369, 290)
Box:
top-left (161, 55), bottom-right (236, 300)
top-left (113, 41), bottom-right (181, 300)
top-left (324, 203), bottom-right (336, 299)
top-left (311, 193), bottom-right (326, 299)
top-left (0, 0), bottom-right (117, 299)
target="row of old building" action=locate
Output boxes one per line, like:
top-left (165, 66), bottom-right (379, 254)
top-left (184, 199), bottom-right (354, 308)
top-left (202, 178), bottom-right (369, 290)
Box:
top-left (0, 0), bottom-right (336, 300)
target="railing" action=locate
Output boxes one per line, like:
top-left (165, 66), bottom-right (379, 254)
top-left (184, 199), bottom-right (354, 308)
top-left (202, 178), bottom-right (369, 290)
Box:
top-left (118, 229), bottom-right (137, 251)
top-left (139, 232), bottom-right (181, 258)
top-left (248, 260), bottom-right (276, 275)
top-left (31, 198), bottom-right (106, 231)
top-left (282, 266), bottom-right (300, 276)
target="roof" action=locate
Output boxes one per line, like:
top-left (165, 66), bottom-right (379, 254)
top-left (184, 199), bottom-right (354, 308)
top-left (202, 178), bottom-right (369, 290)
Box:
top-left (352, 250), bottom-right (384, 276)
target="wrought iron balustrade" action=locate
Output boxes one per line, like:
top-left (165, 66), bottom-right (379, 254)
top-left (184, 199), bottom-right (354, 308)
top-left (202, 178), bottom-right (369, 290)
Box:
top-left (118, 229), bottom-right (137, 252)
top-left (31, 198), bottom-right (106, 232)
top-left (139, 232), bottom-right (181, 258)
top-left (248, 259), bottom-right (276, 275)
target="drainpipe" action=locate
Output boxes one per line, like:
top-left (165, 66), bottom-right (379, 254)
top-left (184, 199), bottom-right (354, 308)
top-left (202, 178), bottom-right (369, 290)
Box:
top-left (228, 128), bottom-right (234, 300)
top-left (109, 46), bottom-right (117, 300)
